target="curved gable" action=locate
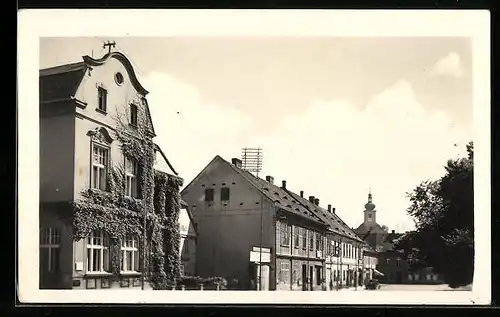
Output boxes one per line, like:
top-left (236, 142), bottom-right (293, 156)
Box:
top-left (82, 52), bottom-right (149, 96)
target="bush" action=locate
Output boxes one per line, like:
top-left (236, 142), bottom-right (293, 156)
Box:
top-left (177, 276), bottom-right (227, 289)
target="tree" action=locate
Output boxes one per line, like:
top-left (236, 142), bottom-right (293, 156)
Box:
top-left (394, 141), bottom-right (474, 288)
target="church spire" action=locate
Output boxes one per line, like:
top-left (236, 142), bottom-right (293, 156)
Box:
top-left (364, 187), bottom-right (376, 211)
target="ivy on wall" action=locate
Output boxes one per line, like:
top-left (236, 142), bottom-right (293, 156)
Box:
top-left (72, 103), bottom-right (183, 289)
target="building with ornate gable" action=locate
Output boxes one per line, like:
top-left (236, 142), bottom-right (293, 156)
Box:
top-left (39, 50), bottom-right (187, 290)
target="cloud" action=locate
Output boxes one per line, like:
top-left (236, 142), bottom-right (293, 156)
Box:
top-left (143, 71), bottom-right (253, 185)
top-left (246, 80), bottom-right (471, 231)
top-left (429, 52), bottom-right (463, 78)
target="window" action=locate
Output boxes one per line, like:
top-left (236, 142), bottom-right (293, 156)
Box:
top-left (92, 145), bottom-right (109, 191)
top-left (342, 243), bottom-right (345, 257)
top-left (130, 104), bottom-right (138, 126)
top-left (309, 231), bottom-right (314, 251)
top-left (221, 187), bottom-right (230, 201)
top-left (426, 274), bottom-right (431, 280)
top-left (40, 227), bottom-right (60, 273)
top-left (386, 258), bottom-right (390, 264)
top-left (414, 273), bottom-right (419, 280)
top-left (204, 188), bottom-right (214, 202)
top-left (115, 72), bottom-right (124, 85)
top-left (315, 233), bottom-right (320, 251)
top-left (97, 87), bottom-right (107, 112)
top-left (125, 157), bottom-right (138, 198)
top-left (86, 230), bottom-right (110, 273)
top-left (121, 235), bottom-right (139, 272)
top-left (396, 258), bottom-right (401, 266)
top-left (280, 222), bottom-right (290, 246)
top-left (367, 213), bottom-right (372, 222)
top-left (293, 226), bottom-right (300, 248)
top-left (408, 274), bottom-right (413, 281)
top-left (302, 228), bottom-right (307, 250)
top-left (280, 262), bottom-right (290, 284)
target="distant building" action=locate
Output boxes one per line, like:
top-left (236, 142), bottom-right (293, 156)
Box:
top-left (181, 156), bottom-right (364, 291)
top-left (361, 243), bottom-right (381, 284)
top-left (379, 232), bottom-right (444, 284)
top-left (353, 191), bottom-right (444, 285)
top-left (353, 191), bottom-right (388, 252)
top-left (179, 200), bottom-right (197, 276)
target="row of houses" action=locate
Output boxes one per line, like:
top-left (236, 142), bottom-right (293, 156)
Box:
top-left (180, 156), bottom-right (382, 290)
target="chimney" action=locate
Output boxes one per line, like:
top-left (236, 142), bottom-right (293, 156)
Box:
top-left (332, 208), bottom-right (336, 214)
top-left (300, 191), bottom-right (304, 198)
top-left (391, 230), bottom-right (395, 234)
top-left (266, 175), bottom-right (274, 184)
top-left (309, 196), bottom-right (315, 203)
top-left (231, 158), bottom-right (242, 168)
top-left (314, 198), bottom-right (319, 206)
top-left (327, 204), bottom-right (331, 212)
top-left (281, 180), bottom-right (287, 189)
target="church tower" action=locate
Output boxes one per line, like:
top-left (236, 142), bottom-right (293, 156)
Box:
top-left (363, 189), bottom-right (376, 226)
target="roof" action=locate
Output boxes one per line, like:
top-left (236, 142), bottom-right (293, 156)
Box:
top-left (153, 143), bottom-right (179, 176)
top-left (40, 51), bottom-right (156, 137)
top-left (286, 191), bottom-right (364, 243)
top-left (40, 62), bottom-right (87, 102)
top-left (218, 156), bottom-right (362, 242)
top-left (221, 157), bottom-right (326, 227)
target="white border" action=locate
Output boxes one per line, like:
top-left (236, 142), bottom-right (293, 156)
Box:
top-left (18, 9), bottom-right (491, 305)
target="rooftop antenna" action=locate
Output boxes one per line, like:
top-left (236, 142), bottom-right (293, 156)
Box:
top-left (241, 147), bottom-right (263, 178)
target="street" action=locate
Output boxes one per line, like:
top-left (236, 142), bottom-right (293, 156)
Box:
top-left (377, 284), bottom-right (471, 291)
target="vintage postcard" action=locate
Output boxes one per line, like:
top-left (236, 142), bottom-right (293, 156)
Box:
top-left (17, 9), bottom-right (490, 305)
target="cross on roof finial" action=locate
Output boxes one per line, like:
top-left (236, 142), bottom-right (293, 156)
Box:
top-left (103, 40), bottom-right (116, 54)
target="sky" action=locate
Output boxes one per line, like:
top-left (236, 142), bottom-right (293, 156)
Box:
top-left (40, 37), bottom-right (473, 232)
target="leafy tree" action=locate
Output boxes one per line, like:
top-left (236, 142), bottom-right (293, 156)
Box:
top-left (394, 142), bottom-right (474, 288)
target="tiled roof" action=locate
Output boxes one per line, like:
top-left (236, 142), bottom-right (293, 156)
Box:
top-left (287, 191), bottom-right (364, 243)
top-left (222, 156), bottom-right (362, 242)
top-left (39, 62), bottom-right (87, 102)
top-left (223, 159), bottom-right (326, 226)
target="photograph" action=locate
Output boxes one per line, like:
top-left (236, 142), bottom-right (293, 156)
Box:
top-left (18, 10), bottom-right (490, 305)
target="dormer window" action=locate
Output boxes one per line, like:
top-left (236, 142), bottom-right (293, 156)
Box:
top-left (130, 104), bottom-right (138, 126)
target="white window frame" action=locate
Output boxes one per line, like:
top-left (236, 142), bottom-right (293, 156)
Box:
top-left (125, 156), bottom-right (138, 198)
top-left (92, 144), bottom-right (109, 191)
top-left (280, 222), bottom-right (290, 247)
top-left (86, 230), bottom-right (110, 273)
top-left (40, 227), bottom-right (61, 273)
top-left (293, 226), bottom-right (300, 248)
top-left (121, 235), bottom-right (140, 273)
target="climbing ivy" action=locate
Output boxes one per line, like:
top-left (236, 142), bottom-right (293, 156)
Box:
top-left (72, 102), bottom-right (183, 289)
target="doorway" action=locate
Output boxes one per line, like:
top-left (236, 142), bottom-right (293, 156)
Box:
top-left (396, 271), bottom-right (403, 284)
top-left (302, 264), bottom-right (307, 291)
